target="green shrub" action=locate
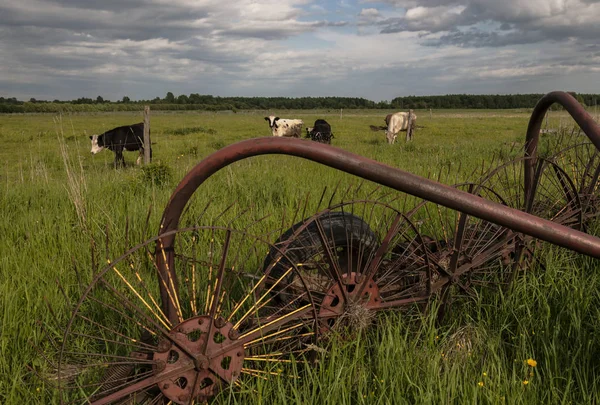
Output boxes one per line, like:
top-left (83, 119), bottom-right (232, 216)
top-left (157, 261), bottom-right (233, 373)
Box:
top-left (138, 162), bottom-right (173, 186)
top-left (168, 126), bottom-right (217, 136)
top-left (209, 140), bottom-right (226, 150)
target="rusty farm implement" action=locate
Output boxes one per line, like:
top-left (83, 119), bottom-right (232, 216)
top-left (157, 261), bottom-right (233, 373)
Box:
top-left (41, 91), bottom-right (600, 404)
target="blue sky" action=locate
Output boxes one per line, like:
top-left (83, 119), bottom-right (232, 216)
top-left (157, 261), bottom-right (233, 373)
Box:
top-left (0, 0), bottom-right (599, 101)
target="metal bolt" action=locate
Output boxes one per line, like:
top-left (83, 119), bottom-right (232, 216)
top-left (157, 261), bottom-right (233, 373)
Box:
top-left (162, 383), bottom-right (170, 389)
top-left (178, 393), bottom-right (191, 402)
top-left (155, 360), bottom-right (166, 372)
top-left (237, 351), bottom-right (243, 357)
top-left (228, 328), bottom-right (240, 340)
top-left (200, 359), bottom-right (210, 370)
top-left (214, 316), bottom-right (226, 328)
top-left (157, 340), bottom-right (172, 353)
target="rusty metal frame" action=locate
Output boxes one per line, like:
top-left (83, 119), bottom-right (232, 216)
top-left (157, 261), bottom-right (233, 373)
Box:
top-left (156, 91), bottom-right (600, 323)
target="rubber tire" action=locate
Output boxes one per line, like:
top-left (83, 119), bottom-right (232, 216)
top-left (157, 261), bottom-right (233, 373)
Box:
top-left (263, 211), bottom-right (379, 285)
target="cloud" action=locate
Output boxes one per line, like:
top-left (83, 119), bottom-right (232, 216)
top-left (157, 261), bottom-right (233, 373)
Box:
top-left (359, 8), bottom-right (381, 18)
top-left (362, 0), bottom-right (600, 47)
top-left (0, 0), bottom-right (599, 101)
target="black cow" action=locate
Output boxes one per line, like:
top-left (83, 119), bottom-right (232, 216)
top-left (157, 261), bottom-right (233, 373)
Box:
top-left (89, 122), bottom-right (151, 167)
top-left (305, 119), bottom-right (334, 144)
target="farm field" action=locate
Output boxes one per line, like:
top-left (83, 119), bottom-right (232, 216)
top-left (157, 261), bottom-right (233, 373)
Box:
top-left (0, 109), bottom-right (599, 404)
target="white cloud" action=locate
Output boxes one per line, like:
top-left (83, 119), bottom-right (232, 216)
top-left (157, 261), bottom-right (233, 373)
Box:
top-left (359, 8), bottom-right (381, 17)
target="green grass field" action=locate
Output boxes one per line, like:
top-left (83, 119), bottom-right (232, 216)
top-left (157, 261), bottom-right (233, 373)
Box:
top-left (0, 109), bottom-right (598, 404)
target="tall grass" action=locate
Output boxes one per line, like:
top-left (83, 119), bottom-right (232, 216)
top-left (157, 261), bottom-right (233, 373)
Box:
top-left (0, 110), bottom-right (597, 404)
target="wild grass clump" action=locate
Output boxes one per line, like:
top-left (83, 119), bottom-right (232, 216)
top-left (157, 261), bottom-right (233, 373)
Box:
top-left (138, 162), bottom-right (173, 187)
top-left (209, 140), bottom-right (226, 150)
top-left (168, 126), bottom-right (217, 136)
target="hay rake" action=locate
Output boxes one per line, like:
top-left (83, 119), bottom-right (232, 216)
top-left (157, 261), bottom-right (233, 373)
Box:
top-left (43, 92), bottom-right (600, 404)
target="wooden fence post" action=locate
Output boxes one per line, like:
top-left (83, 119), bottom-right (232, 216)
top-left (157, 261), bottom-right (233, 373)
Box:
top-left (143, 106), bottom-right (151, 164)
top-left (406, 109), bottom-right (415, 142)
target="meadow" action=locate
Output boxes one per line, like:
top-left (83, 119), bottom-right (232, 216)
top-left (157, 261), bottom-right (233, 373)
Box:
top-left (0, 108), bottom-right (598, 404)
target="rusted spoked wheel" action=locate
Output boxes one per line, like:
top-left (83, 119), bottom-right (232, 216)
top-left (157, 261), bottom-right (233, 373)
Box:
top-left (403, 189), bottom-right (515, 322)
top-left (263, 201), bottom-right (435, 334)
top-left (406, 184), bottom-right (519, 297)
top-left (403, 155), bottom-right (582, 322)
top-left (549, 141), bottom-right (600, 228)
top-left (57, 227), bottom-right (318, 404)
top-left (438, 156), bottom-right (583, 302)
top-left (480, 156), bottom-right (583, 230)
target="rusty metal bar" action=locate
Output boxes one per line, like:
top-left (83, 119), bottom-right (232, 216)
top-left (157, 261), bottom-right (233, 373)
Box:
top-left (157, 139), bottom-right (600, 255)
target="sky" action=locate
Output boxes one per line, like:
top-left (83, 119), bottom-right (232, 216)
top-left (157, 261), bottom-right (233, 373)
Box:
top-left (1, 0), bottom-right (599, 101)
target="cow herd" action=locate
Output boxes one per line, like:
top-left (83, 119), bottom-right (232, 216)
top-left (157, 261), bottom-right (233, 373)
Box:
top-left (89, 111), bottom-right (416, 167)
top-left (264, 116), bottom-right (334, 144)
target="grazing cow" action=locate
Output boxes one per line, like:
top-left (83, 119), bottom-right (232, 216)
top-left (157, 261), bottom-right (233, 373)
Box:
top-left (305, 119), bottom-right (334, 144)
top-left (369, 111), bottom-right (417, 144)
top-left (386, 111), bottom-right (417, 144)
top-left (89, 122), bottom-right (151, 167)
top-left (264, 116), bottom-right (303, 137)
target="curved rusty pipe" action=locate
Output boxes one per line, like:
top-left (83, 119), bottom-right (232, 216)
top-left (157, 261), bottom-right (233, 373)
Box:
top-left (524, 91), bottom-right (600, 200)
top-left (158, 137), bottom-right (600, 256)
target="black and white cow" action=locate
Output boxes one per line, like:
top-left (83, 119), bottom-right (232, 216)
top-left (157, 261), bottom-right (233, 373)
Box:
top-left (305, 119), bottom-right (334, 144)
top-left (89, 122), bottom-right (151, 167)
top-left (264, 115), bottom-right (303, 137)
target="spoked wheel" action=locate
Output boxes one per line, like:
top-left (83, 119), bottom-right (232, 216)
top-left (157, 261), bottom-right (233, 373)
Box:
top-left (482, 156), bottom-right (584, 230)
top-left (471, 155), bottom-right (583, 276)
top-left (407, 184), bottom-right (521, 296)
top-left (403, 155), bottom-right (583, 322)
top-left (263, 201), bottom-right (435, 335)
top-left (403, 188), bottom-right (521, 322)
top-left (549, 141), bottom-right (600, 228)
top-left (56, 227), bottom-right (319, 404)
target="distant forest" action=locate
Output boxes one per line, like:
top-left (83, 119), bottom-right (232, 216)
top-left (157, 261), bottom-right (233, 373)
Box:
top-left (0, 92), bottom-right (597, 113)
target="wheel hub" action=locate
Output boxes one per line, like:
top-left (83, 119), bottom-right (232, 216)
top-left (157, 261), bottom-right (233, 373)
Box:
top-left (153, 315), bottom-right (245, 404)
top-left (319, 272), bottom-right (380, 332)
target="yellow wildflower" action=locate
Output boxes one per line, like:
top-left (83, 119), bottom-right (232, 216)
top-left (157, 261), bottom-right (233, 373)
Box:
top-left (523, 380), bottom-right (529, 385)
top-left (483, 372), bottom-right (487, 377)
top-left (526, 358), bottom-right (537, 367)
top-left (478, 381), bottom-right (484, 387)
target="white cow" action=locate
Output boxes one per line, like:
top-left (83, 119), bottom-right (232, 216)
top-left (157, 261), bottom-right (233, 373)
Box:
top-left (385, 111), bottom-right (417, 144)
top-left (264, 116), bottom-right (303, 137)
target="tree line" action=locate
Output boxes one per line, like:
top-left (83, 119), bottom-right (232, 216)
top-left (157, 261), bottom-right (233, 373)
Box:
top-left (1, 92), bottom-right (598, 113)
top-left (390, 93), bottom-right (594, 109)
